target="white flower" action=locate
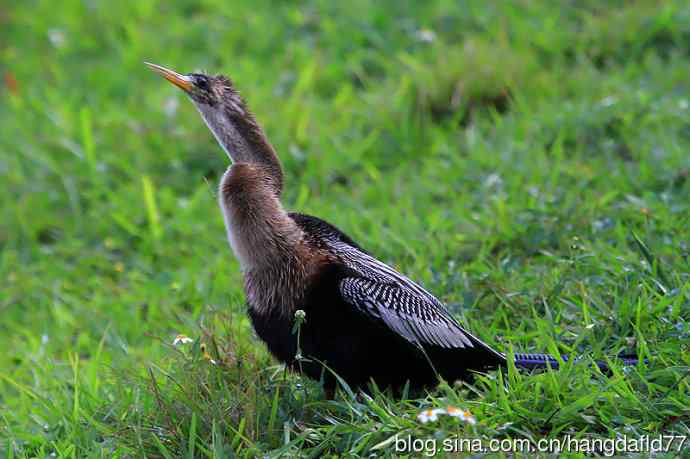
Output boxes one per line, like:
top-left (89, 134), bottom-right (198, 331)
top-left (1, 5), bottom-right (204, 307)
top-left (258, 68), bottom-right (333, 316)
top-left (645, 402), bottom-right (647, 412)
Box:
top-left (417, 408), bottom-right (446, 423)
top-left (47, 29), bottom-right (66, 49)
top-left (446, 406), bottom-right (477, 425)
top-left (173, 334), bottom-right (193, 346)
top-left (415, 28), bottom-right (436, 43)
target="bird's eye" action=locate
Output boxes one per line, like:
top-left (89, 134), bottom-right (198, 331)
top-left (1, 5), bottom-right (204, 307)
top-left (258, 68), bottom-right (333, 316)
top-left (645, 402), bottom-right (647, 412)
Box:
top-left (196, 77), bottom-right (209, 91)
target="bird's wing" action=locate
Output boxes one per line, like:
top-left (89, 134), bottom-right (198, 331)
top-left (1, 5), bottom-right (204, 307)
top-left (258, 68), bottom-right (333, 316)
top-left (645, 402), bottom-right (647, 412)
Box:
top-left (338, 276), bottom-right (475, 349)
top-left (329, 238), bottom-right (484, 349)
top-left (289, 213), bottom-right (498, 352)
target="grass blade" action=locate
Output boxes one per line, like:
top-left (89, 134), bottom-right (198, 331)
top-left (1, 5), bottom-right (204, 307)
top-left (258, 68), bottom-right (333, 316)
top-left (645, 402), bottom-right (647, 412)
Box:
top-left (142, 175), bottom-right (162, 241)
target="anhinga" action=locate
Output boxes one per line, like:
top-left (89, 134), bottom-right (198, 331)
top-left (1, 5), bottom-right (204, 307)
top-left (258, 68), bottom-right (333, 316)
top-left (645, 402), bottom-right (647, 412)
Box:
top-left (146, 63), bottom-right (638, 391)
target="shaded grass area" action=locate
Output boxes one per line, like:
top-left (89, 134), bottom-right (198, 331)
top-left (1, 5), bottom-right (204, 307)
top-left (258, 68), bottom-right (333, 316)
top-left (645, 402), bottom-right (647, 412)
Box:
top-left (1, 0), bottom-right (689, 456)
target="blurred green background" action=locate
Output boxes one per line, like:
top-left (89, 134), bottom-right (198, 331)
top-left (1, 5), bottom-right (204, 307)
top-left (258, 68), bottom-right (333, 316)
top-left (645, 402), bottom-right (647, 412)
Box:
top-left (1, 0), bottom-right (689, 457)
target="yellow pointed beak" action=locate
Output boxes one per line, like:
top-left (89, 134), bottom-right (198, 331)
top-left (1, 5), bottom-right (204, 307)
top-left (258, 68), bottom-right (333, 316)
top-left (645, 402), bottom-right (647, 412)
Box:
top-left (145, 62), bottom-right (193, 92)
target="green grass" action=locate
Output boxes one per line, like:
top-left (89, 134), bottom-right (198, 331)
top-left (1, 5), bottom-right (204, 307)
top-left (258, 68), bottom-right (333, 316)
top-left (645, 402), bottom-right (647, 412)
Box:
top-left (1, 0), bottom-right (689, 457)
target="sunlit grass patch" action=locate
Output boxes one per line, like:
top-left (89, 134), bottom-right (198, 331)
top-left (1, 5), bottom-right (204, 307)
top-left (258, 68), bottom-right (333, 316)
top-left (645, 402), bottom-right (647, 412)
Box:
top-left (396, 39), bottom-right (537, 125)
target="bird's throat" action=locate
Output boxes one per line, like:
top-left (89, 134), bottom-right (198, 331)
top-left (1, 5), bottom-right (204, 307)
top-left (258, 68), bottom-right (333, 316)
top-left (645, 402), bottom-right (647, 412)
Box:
top-left (195, 102), bottom-right (283, 195)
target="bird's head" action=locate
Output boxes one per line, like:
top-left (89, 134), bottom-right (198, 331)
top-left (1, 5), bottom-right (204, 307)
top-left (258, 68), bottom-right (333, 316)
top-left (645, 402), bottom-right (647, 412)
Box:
top-left (145, 62), bottom-right (282, 193)
top-left (145, 62), bottom-right (246, 116)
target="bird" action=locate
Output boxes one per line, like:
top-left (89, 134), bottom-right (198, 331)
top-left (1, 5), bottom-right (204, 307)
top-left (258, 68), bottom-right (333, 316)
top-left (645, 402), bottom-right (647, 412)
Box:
top-left (145, 62), bottom-right (638, 392)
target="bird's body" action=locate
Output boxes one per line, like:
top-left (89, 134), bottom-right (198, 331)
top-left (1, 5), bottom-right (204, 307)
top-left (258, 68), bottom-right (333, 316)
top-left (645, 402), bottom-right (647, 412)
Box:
top-left (245, 211), bottom-right (505, 390)
top-left (146, 63), bottom-right (638, 392)
top-left (218, 160), bottom-right (503, 390)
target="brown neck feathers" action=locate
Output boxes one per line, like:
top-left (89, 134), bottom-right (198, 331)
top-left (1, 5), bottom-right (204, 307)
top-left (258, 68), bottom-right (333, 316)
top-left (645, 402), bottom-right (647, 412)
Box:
top-left (195, 90), bottom-right (284, 196)
top-left (218, 163), bottom-right (299, 271)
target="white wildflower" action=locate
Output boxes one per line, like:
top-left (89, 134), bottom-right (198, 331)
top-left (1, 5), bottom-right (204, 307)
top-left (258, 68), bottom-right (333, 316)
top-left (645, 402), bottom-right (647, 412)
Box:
top-left (48, 29), bottom-right (66, 49)
top-left (415, 28), bottom-right (436, 43)
top-left (172, 334), bottom-right (193, 346)
top-left (417, 408), bottom-right (445, 423)
top-left (446, 406), bottom-right (477, 425)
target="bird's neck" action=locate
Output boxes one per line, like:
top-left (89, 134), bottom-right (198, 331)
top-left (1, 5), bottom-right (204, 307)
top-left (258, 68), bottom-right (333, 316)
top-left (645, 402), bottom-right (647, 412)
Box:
top-left (196, 103), bottom-right (283, 195)
top-left (218, 164), bottom-right (300, 272)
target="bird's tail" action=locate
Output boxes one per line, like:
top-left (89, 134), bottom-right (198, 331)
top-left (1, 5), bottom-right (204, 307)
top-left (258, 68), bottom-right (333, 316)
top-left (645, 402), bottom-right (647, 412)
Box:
top-left (512, 352), bottom-right (639, 372)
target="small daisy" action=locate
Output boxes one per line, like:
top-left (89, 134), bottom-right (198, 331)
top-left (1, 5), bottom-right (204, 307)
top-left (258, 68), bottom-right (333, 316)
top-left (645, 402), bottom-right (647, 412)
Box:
top-left (172, 334), bottom-right (193, 346)
top-left (417, 408), bottom-right (446, 424)
top-left (446, 406), bottom-right (477, 425)
top-left (294, 309), bottom-right (306, 320)
top-left (415, 28), bottom-right (436, 43)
